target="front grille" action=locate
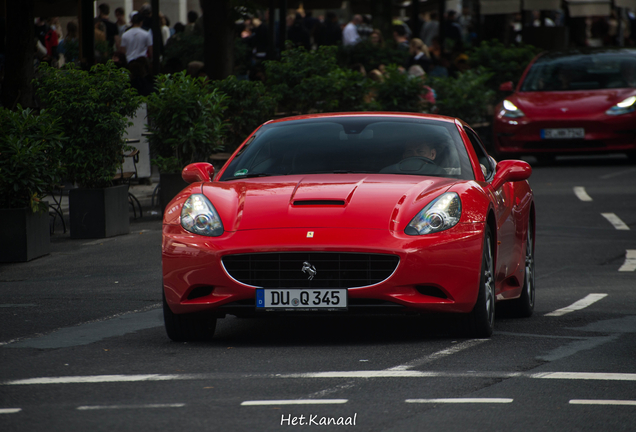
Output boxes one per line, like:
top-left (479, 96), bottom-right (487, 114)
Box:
top-left (222, 252), bottom-right (399, 288)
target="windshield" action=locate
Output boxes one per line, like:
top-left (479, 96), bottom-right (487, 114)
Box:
top-left (220, 117), bottom-right (474, 181)
top-left (521, 51), bottom-right (636, 92)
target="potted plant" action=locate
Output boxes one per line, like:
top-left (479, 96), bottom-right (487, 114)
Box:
top-left (145, 71), bottom-right (227, 210)
top-left (35, 62), bottom-right (142, 239)
top-left (0, 106), bottom-right (65, 262)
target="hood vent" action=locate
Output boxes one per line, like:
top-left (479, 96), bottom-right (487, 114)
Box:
top-left (293, 200), bottom-right (346, 206)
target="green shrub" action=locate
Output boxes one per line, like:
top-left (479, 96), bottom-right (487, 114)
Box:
top-left (264, 45), bottom-right (340, 114)
top-left (468, 39), bottom-right (541, 100)
top-left (163, 31), bottom-right (204, 71)
top-left (319, 68), bottom-right (372, 113)
top-left (430, 67), bottom-right (495, 125)
top-left (337, 42), bottom-right (408, 73)
top-left (207, 75), bottom-right (278, 153)
top-left (373, 64), bottom-right (428, 113)
top-left (36, 62), bottom-right (142, 188)
top-left (264, 45), bottom-right (372, 114)
top-left (146, 71), bottom-right (228, 173)
top-left (0, 107), bottom-right (65, 212)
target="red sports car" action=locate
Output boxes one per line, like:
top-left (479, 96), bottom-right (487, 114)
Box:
top-left (162, 113), bottom-right (535, 341)
top-left (493, 48), bottom-right (636, 161)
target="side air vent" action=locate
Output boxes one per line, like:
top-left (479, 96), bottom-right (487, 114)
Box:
top-left (293, 200), bottom-right (346, 206)
top-left (187, 286), bottom-right (215, 300)
top-left (415, 285), bottom-right (448, 299)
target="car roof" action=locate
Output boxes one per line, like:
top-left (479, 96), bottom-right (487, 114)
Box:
top-left (534, 47), bottom-right (636, 63)
top-left (263, 112), bottom-right (463, 127)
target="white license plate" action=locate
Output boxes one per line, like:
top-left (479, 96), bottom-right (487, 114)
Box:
top-left (541, 128), bottom-right (584, 139)
top-left (256, 289), bottom-right (347, 311)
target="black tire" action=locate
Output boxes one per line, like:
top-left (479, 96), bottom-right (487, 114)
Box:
top-left (509, 220), bottom-right (535, 317)
top-left (464, 226), bottom-right (495, 338)
top-left (163, 291), bottom-right (216, 342)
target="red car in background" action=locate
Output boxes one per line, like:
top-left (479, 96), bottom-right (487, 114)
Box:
top-left (493, 48), bottom-right (636, 161)
top-left (162, 113), bottom-right (535, 341)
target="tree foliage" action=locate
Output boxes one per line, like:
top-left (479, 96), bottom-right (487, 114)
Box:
top-left (430, 67), bottom-right (495, 125)
top-left (0, 107), bottom-right (65, 211)
top-left (468, 40), bottom-right (541, 100)
top-left (36, 62), bottom-right (141, 188)
top-left (146, 71), bottom-right (227, 173)
top-left (207, 75), bottom-right (278, 153)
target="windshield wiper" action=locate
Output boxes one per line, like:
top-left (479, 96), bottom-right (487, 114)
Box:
top-left (224, 173), bottom-right (274, 181)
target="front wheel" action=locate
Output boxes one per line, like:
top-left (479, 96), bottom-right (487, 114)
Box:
top-left (464, 226), bottom-right (495, 338)
top-left (509, 219), bottom-right (535, 317)
top-left (163, 291), bottom-right (216, 342)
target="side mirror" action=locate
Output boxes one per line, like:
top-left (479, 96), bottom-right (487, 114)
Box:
top-left (499, 81), bottom-right (514, 92)
top-left (182, 162), bottom-right (215, 184)
top-left (491, 160), bottom-right (531, 191)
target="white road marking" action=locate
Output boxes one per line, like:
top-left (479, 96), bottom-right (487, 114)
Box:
top-left (599, 167), bottom-right (636, 180)
top-left (544, 293), bottom-right (608, 317)
top-left (601, 213), bottom-right (630, 230)
top-left (619, 250), bottom-right (636, 272)
top-left (535, 372), bottom-right (636, 381)
top-left (387, 339), bottom-right (488, 371)
top-left (5, 371), bottom-right (636, 385)
top-left (406, 398), bottom-right (513, 404)
top-left (77, 403), bottom-right (185, 410)
top-left (5, 374), bottom-right (189, 385)
top-left (570, 399), bottom-right (636, 406)
top-left (573, 187), bottom-right (593, 202)
top-left (241, 399), bottom-right (347, 406)
top-left (0, 408), bottom-right (22, 414)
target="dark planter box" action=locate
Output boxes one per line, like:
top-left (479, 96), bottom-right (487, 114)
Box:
top-left (159, 173), bottom-right (188, 212)
top-left (0, 206), bottom-right (50, 262)
top-left (69, 185), bottom-right (130, 239)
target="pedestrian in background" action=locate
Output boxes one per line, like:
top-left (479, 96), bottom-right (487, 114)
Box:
top-left (343, 14), bottom-right (362, 47)
top-left (115, 7), bottom-right (128, 36)
top-left (95, 3), bottom-right (120, 50)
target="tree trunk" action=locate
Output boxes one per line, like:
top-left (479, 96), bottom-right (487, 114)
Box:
top-left (203, 0), bottom-right (235, 80)
top-left (1, 0), bottom-right (35, 109)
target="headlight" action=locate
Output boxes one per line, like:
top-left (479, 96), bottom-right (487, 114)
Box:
top-left (180, 194), bottom-right (223, 236)
top-left (606, 96), bottom-right (636, 116)
top-left (501, 99), bottom-right (525, 118)
top-left (405, 192), bottom-right (462, 236)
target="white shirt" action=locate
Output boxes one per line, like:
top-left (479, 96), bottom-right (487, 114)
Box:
top-left (121, 26), bottom-right (152, 62)
top-left (342, 22), bottom-right (360, 46)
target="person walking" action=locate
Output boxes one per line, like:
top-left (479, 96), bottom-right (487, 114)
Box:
top-left (343, 14), bottom-right (362, 47)
top-left (94, 3), bottom-right (120, 49)
top-left (120, 13), bottom-right (152, 63)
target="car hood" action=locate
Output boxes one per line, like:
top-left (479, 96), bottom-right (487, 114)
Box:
top-left (510, 89), bottom-right (635, 118)
top-left (202, 174), bottom-right (458, 231)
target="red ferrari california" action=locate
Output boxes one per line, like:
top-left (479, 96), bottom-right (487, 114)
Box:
top-left (162, 113), bottom-right (535, 341)
top-left (493, 48), bottom-right (636, 161)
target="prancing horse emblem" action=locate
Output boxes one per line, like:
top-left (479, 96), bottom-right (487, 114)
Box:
top-left (302, 261), bottom-right (317, 280)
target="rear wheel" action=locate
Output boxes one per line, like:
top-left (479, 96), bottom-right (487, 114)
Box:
top-left (464, 226), bottom-right (495, 338)
top-left (163, 291), bottom-right (216, 342)
top-left (509, 220), bottom-right (535, 317)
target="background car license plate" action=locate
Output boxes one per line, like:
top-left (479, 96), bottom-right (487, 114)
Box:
top-left (541, 128), bottom-right (584, 139)
top-left (256, 289), bottom-right (347, 310)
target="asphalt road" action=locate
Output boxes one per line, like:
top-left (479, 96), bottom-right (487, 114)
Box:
top-left (1, 155), bottom-right (635, 432)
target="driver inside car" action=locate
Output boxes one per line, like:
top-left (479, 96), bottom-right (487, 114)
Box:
top-left (380, 138), bottom-right (446, 175)
top-left (402, 140), bottom-right (438, 161)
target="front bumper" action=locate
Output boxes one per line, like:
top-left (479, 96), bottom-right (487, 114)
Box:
top-left (493, 113), bottom-right (636, 155)
top-left (162, 223), bottom-right (486, 316)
